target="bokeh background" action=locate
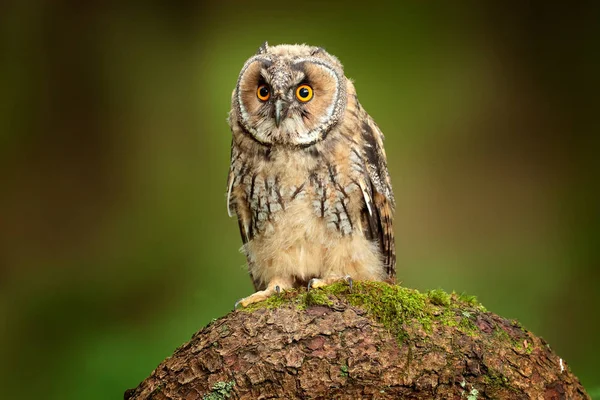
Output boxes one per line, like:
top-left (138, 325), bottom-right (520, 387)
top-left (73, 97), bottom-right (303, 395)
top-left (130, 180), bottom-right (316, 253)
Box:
top-left (1, 1), bottom-right (599, 399)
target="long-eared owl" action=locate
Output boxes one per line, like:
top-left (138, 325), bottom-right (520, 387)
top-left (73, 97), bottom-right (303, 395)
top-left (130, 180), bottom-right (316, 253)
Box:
top-left (227, 42), bottom-right (395, 307)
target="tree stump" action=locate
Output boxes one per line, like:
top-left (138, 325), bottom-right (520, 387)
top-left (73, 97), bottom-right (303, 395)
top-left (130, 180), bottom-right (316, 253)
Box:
top-left (125, 282), bottom-right (589, 399)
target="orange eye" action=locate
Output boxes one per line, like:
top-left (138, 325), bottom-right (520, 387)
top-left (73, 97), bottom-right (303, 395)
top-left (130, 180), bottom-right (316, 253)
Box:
top-left (257, 84), bottom-right (270, 101)
top-left (295, 84), bottom-right (313, 102)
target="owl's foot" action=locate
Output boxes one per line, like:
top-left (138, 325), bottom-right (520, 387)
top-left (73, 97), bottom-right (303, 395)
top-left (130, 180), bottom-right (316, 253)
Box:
top-left (234, 280), bottom-right (291, 309)
top-left (307, 275), bottom-right (353, 292)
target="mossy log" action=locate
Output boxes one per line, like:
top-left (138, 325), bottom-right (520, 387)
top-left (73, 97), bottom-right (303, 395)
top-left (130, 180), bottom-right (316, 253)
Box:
top-left (125, 282), bottom-right (589, 399)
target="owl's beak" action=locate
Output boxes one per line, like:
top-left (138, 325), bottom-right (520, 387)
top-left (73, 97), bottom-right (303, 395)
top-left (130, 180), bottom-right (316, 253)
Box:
top-left (274, 99), bottom-right (285, 127)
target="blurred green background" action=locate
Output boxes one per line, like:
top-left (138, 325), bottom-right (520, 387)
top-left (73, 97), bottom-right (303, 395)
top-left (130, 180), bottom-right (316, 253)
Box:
top-left (1, 1), bottom-right (599, 398)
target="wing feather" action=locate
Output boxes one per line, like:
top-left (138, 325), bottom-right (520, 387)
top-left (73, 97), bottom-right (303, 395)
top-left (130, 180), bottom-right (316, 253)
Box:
top-left (226, 144), bottom-right (261, 290)
top-left (358, 117), bottom-right (396, 280)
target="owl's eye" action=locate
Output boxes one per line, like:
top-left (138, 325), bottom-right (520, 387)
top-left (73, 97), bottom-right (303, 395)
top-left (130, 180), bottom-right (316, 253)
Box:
top-left (295, 84), bottom-right (313, 102)
top-left (257, 84), bottom-right (270, 101)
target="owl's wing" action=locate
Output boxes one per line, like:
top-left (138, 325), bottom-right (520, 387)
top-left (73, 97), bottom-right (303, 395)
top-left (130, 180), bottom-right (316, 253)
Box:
top-left (226, 145), bottom-right (254, 246)
top-left (227, 168), bottom-right (251, 244)
top-left (357, 117), bottom-right (396, 281)
top-left (227, 151), bottom-right (263, 290)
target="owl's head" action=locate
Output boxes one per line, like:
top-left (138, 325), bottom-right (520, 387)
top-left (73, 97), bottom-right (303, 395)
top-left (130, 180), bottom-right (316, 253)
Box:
top-left (231, 42), bottom-right (347, 147)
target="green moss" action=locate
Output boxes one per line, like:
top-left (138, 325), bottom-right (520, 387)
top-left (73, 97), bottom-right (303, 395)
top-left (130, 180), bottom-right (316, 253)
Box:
top-left (237, 292), bottom-right (289, 312)
top-left (525, 342), bottom-right (533, 354)
top-left (427, 288), bottom-right (451, 307)
top-left (458, 312), bottom-right (479, 337)
top-left (303, 289), bottom-right (334, 308)
top-left (202, 381), bottom-right (235, 400)
top-left (485, 368), bottom-right (510, 388)
top-left (236, 281), bottom-right (488, 344)
top-left (492, 326), bottom-right (511, 343)
top-left (484, 367), bottom-right (520, 396)
top-left (440, 313), bottom-right (459, 327)
top-left (436, 296), bottom-right (481, 336)
top-left (512, 340), bottom-right (533, 354)
top-left (237, 285), bottom-right (334, 312)
top-left (340, 364), bottom-right (349, 378)
top-left (493, 324), bottom-right (534, 356)
top-left (513, 339), bottom-right (534, 355)
top-left (336, 281), bottom-right (433, 341)
top-left (456, 292), bottom-right (487, 312)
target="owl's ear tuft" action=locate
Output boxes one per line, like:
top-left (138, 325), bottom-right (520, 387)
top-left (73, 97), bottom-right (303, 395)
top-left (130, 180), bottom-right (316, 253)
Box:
top-left (257, 41), bottom-right (269, 55)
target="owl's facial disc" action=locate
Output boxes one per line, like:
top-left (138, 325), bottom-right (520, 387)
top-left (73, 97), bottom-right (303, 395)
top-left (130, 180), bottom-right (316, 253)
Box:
top-left (235, 55), bottom-right (346, 147)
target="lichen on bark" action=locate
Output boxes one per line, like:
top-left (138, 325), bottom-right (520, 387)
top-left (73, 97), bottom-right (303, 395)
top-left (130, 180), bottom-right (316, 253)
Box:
top-left (125, 282), bottom-right (590, 399)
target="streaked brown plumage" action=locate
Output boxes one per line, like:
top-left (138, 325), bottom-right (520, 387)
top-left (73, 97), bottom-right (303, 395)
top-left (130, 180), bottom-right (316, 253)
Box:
top-left (227, 42), bottom-right (395, 307)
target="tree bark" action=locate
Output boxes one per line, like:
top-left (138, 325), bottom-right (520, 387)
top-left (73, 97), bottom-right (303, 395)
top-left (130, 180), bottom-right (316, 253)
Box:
top-left (125, 282), bottom-right (589, 399)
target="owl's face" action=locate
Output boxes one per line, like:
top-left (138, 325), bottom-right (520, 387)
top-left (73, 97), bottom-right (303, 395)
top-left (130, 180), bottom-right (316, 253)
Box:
top-left (232, 43), bottom-right (347, 147)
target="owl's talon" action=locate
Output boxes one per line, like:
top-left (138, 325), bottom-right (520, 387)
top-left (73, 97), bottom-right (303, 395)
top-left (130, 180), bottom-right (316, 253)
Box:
top-left (308, 276), bottom-right (353, 292)
top-left (344, 275), bottom-right (353, 292)
top-left (234, 298), bottom-right (244, 310)
top-left (307, 277), bottom-right (331, 290)
top-left (234, 281), bottom-right (290, 309)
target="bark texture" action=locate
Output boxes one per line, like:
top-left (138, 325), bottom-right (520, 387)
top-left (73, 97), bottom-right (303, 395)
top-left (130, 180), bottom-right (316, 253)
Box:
top-left (125, 282), bottom-right (589, 399)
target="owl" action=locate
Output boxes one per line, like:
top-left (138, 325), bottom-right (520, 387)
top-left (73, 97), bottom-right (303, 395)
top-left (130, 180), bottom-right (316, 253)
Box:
top-left (227, 42), bottom-right (395, 307)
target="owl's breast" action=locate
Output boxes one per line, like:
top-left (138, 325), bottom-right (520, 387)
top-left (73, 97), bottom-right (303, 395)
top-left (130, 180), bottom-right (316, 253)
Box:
top-left (233, 161), bottom-right (363, 240)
